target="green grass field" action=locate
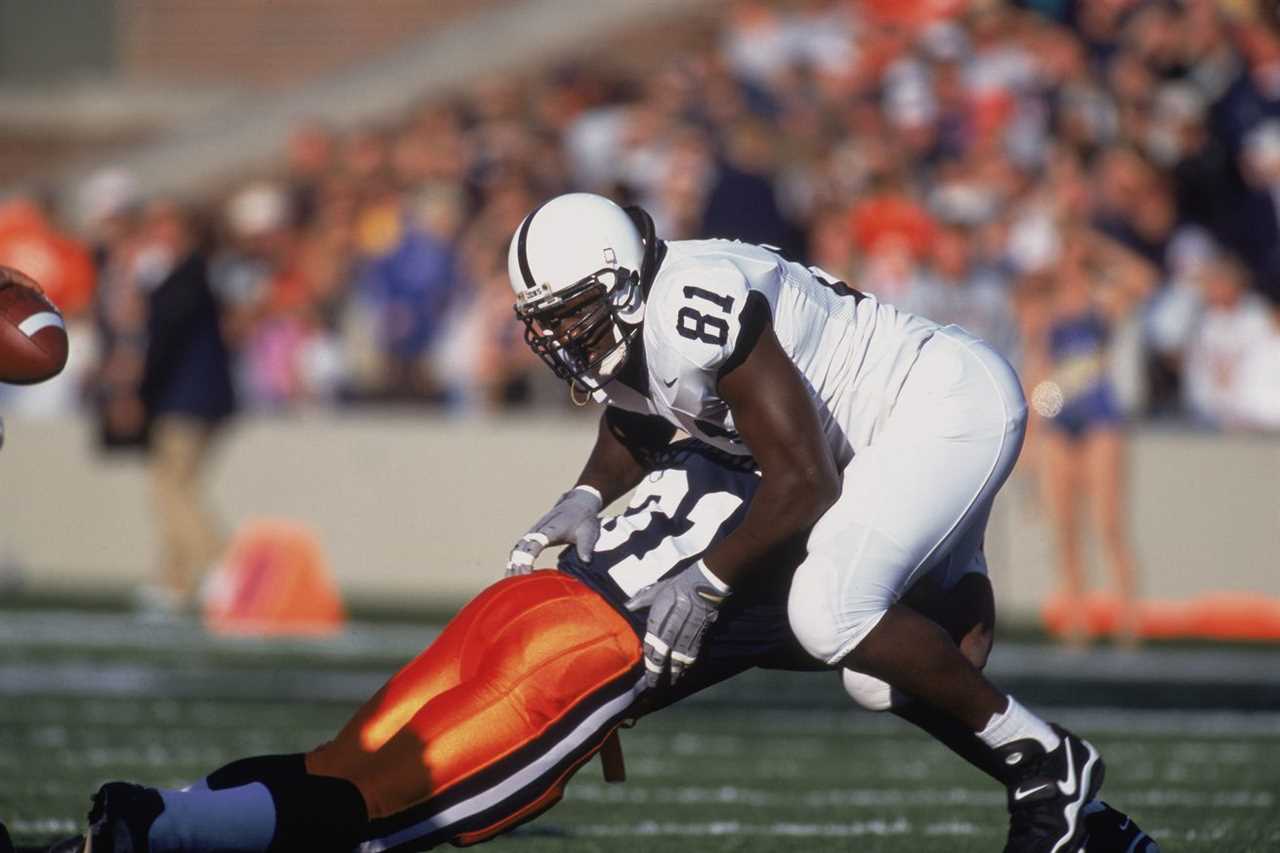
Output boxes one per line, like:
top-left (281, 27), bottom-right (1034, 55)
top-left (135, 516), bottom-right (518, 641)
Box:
top-left (2, 608), bottom-right (1279, 852)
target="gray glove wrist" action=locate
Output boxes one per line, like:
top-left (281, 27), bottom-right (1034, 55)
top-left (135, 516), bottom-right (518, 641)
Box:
top-left (505, 485), bottom-right (604, 576)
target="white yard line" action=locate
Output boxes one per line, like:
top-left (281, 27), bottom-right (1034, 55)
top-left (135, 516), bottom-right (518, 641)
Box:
top-left (569, 818), bottom-right (916, 837)
top-left (0, 661), bottom-right (387, 702)
top-left (3, 819), bottom-right (79, 837)
top-left (737, 707), bottom-right (1280, 737)
top-left (564, 783), bottom-right (1274, 809)
top-left (0, 610), bottom-right (437, 660)
top-left (528, 819), bottom-right (1266, 843)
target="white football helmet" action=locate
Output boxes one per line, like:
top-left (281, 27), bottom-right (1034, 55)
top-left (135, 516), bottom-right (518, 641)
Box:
top-left (508, 193), bottom-right (657, 388)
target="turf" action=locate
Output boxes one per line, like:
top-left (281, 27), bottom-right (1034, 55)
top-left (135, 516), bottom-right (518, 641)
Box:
top-left (2, 609), bottom-right (1279, 852)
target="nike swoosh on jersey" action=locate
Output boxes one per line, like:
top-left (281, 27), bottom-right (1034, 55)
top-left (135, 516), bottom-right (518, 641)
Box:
top-left (662, 376), bottom-right (678, 387)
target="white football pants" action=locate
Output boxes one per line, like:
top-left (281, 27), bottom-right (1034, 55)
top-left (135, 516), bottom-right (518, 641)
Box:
top-left (788, 325), bottom-right (1027, 668)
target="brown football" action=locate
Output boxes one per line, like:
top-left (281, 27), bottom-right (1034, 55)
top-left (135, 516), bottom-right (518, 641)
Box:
top-left (0, 267), bottom-right (69, 385)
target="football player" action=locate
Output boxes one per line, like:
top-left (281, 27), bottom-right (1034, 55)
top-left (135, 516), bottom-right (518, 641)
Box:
top-left (39, 440), bottom-right (1154, 853)
top-left (504, 192), bottom-right (1103, 853)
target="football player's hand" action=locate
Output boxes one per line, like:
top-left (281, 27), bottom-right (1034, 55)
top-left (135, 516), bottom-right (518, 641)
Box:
top-left (625, 560), bottom-right (731, 689)
top-left (506, 485), bottom-right (603, 576)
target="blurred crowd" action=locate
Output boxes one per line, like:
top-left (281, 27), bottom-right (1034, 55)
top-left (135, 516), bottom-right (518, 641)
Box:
top-left (3, 0), bottom-right (1280, 433)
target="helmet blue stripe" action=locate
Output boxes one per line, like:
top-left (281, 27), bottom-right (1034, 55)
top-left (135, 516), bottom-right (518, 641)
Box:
top-left (516, 200), bottom-right (551, 291)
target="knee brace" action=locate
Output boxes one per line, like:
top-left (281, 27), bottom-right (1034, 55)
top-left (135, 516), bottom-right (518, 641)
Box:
top-left (841, 668), bottom-right (908, 712)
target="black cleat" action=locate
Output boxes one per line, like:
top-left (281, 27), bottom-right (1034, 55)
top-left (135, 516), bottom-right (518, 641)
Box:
top-left (999, 724), bottom-right (1105, 853)
top-left (1081, 800), bottom-right (1160, 852)
top-left (83, 783), bottom-right (163, 853)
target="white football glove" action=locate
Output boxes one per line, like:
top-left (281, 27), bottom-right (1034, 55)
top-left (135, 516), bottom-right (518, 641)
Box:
top-left (506, 485), bottom-right (603, 576)
top-left (625, 560), bottom-right (731, 689)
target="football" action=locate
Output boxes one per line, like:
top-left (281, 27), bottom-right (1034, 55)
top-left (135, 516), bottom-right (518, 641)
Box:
top-left (0, 266), bottom-right (68, 385)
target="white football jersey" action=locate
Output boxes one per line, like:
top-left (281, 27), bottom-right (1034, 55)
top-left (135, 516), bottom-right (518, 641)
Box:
top-left (594, 239), bottom-right (938, 466)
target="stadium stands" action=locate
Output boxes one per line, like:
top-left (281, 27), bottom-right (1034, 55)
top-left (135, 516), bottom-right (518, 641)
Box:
top-left (2, 0), bottom-right (1278, 426)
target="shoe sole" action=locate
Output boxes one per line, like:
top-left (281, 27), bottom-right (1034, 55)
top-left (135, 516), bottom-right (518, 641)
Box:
top-left (1052, 740), bottom-right (1105, 853)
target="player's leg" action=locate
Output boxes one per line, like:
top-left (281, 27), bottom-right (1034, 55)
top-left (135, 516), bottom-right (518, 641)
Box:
top-left (839, 501), bottom-right (1008, 782)
top-left (313, 571), bottom-right (641, 851)
top-left (77, 572), bottom-right (642, 853)
top-left (843, 565), bottom-right (1160, 853)
top-left (82, 577), bottom-right (522, 853)
top-left (891, 570), bottom-right (1007, 778)
top-left (789, 329), bottom-right (1025, 731)
top-left (82, 753), bottom-right (364, 853)
top-left (789, 326), bottom-right (1102, 852)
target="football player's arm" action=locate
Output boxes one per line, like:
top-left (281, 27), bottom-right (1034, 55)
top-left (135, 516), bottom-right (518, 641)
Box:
top-left (624, 316), bottom-right (838, 687)
top-left (576, 407), bottom-right (678, 504)
top-left (701, 323), bottom-right (841, 589)
top-left (507, 407), bottom-right (675, 574)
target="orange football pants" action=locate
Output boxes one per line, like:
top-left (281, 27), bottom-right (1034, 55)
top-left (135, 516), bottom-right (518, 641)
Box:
top-left (306, 571), bottom-right (642, 852)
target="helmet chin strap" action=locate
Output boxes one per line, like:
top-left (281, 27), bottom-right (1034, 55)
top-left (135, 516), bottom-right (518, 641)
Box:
top-left (569, 325), bottom-right (631, 405)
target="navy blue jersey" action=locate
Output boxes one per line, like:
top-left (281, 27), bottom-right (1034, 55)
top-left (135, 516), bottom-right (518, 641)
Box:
top-left (558, 440), bottom-right (826, 708)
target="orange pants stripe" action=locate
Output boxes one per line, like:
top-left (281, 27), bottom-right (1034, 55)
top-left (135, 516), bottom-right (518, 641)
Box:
top-left (306, 571), bottom-right (642, 851)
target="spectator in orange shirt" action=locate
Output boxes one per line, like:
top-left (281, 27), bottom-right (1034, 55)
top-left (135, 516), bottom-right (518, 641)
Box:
top-left (848, 179), bottom-right (937, 261)
top-left (849, 177), bottom-right (937, 304)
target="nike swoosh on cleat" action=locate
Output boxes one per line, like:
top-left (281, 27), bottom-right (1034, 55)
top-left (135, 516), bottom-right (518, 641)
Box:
top-left (1013, 782), bottom-right (1051, 800)
top-left (1051, 741), bottom-right (1101, 853)
top-left (1057, 739), bottom-right (1077, 796)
